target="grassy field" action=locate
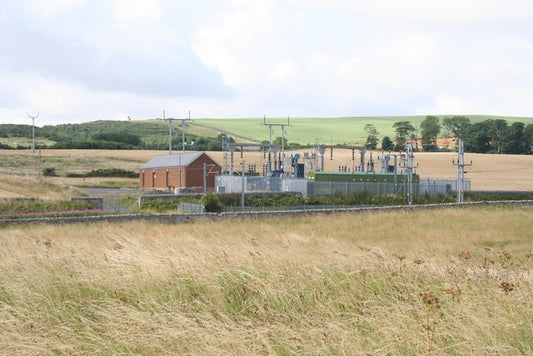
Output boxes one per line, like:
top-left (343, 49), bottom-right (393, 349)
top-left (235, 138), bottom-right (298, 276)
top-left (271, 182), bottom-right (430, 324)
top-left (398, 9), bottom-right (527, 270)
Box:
top-left (193, 115), bottom-right (533, 145)
top-left (0, 206), bottom-right (531, 354)
top-left (0, 137), bottom-right (56, 148)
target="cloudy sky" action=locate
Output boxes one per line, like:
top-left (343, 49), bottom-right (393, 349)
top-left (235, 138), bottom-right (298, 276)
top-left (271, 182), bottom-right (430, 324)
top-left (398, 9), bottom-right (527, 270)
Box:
top-left (1, 0), bottom-right (532, 125)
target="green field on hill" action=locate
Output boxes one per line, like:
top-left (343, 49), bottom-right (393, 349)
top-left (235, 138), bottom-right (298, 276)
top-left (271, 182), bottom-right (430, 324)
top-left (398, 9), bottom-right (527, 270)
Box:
top-left (193, 115), bottom-right (532, 145)
top-left (1, 115), bottom-right (531, 147)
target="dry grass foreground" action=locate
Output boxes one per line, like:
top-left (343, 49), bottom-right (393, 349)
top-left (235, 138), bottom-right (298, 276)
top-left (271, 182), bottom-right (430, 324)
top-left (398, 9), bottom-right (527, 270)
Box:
top-left (0, 206), bottom-right (532, 355)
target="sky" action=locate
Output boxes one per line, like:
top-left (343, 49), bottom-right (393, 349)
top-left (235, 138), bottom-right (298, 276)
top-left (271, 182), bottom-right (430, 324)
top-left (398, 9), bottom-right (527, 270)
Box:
top-left (1, 0), bottom-right (532, 126)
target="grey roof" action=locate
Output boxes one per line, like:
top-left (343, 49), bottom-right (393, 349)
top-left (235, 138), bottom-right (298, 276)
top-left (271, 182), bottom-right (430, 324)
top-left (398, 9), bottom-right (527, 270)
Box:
top-left (139, 152), bottom-right (205, 170)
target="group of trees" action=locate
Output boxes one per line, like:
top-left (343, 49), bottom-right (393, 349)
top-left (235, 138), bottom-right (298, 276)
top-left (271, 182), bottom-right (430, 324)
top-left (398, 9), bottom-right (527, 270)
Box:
top-left (0, 120), bottom-right (236, 151)
top-left (364, 116), bottom-right (533, 154)
top-left (443, 116), bottom-right (532, 154)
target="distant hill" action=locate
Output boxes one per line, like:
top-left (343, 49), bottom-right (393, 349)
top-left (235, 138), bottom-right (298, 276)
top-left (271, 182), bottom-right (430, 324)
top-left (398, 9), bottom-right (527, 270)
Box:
top-left (0, 115), bottom-right (531, 148)
top-left (193, 115), bottom-right (533, 145)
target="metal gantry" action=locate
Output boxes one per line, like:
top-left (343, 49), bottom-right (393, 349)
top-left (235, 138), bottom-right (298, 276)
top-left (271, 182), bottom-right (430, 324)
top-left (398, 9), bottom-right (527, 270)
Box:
top-left (453, 138), bottom-right (472, 203)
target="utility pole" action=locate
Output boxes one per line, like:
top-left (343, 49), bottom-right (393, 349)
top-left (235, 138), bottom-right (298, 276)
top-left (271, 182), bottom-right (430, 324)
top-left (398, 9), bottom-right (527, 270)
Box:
top-left (180, 111), bottom-right (192, 153)
top-left (241, 160), bottom-right (245, 210)
top-left (453, 138), bottom-right (472, 203)
top-left (222, 135), bottom-right (229, 173)
top-left (182, 111), bottom-right (189, 152)
top-left (27, 112), bottom-right (39, 153)
top-left (406, 142), bottom-right (414, 206)
top-left (203, 163), bottom-right (207, 193)
top-left (159, 110), bottom-right (176, 154)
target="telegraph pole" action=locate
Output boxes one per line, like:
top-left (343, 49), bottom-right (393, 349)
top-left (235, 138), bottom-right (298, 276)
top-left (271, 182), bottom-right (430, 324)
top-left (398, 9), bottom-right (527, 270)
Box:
top-left (159, 110), bottom-right (176, 154)
top-left (27, 112), bottom-right (39, 153)
top-left (406, 142), bottom-right (414, 206)
top-left (181, 110), bottom-right (191, 153)
top-left (453, 138), bottom-right (472, 203)
top-left (241, 160), bottom-right (246, 210)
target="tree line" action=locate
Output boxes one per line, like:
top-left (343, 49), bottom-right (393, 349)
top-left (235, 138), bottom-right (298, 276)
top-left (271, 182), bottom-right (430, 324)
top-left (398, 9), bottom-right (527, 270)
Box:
top-left (365, 116), bottom-right (533, 154)
top-left (0, 121), bottom-right (234, 151)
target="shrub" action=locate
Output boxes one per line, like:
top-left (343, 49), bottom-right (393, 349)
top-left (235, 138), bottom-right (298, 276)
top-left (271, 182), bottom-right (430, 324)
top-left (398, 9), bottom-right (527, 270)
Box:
top-left (66, 168), bottom-right (139, 178)
top-left (42, 167), bottom-right (58, 177)
top-left (201, 192), bottom-right (223, 213)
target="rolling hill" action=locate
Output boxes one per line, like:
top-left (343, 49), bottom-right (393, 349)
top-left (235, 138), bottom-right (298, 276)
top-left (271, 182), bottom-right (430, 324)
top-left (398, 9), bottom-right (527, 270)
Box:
top-left (1, 115), bottom-right (532, 147)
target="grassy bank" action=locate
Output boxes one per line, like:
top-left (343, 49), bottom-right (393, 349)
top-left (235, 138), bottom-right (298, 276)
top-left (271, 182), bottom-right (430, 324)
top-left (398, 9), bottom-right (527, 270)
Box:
top-left (0, 206), bottom-right (531, 354)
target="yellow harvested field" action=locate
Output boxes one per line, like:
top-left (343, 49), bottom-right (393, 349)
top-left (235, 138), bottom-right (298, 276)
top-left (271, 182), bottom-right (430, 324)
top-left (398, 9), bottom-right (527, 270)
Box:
top-left (0, 149), bottom-right (532, 197)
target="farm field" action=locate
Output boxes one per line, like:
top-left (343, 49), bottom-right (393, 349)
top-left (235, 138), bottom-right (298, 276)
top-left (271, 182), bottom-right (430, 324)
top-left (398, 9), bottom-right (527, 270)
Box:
top-left (0, 206), bottom-right (531, 354)
top-left (0, 149), bottom-right (531, 198)
top-left (193, 115), bottom-right (533, 145)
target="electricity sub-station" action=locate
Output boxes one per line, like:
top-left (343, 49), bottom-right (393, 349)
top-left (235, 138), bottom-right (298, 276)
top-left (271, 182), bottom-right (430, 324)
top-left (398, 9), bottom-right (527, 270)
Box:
top-left (215, 119), bottom-right (466, 201)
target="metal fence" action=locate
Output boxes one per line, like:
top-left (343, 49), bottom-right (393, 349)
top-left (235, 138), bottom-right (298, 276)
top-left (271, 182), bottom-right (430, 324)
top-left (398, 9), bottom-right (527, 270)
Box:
top-left (216, 175), bottom-right (282, 193)
top-left (216, 175), bottom-right (468, 197)
top-left (311, 179), bottom-right (464, 196)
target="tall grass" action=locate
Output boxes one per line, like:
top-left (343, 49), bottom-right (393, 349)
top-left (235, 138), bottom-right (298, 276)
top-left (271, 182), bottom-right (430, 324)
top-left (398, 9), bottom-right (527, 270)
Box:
top-left (0, 206), bottom-right (532, 354)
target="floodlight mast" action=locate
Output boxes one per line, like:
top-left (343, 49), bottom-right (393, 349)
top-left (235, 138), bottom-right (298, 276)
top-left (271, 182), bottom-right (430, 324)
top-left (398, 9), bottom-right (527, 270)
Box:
top-left (27, 112), bottom-right (39, 153)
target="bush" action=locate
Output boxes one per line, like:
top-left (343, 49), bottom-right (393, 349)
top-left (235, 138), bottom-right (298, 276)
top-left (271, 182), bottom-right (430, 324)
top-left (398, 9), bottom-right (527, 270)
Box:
top-left (201, 193), bottom-right (223, 213)
top-left (42, 167), bottom-right (58, 177)
top-left (66, 168), bottom-right (139, 178)
top-left (141, 198), bottom-right (180, 213)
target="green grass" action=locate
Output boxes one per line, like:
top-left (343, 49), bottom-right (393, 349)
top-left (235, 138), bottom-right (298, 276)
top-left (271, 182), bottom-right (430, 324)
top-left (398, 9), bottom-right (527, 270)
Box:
top-left (0, 137), bottom-right (56, 148)
top-left (194, 115), bottom-right (533, 145)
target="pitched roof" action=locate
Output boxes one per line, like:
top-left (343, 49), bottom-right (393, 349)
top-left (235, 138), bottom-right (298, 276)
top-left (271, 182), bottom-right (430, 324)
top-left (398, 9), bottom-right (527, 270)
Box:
top-left (139, 152), bottom-right (205, 170)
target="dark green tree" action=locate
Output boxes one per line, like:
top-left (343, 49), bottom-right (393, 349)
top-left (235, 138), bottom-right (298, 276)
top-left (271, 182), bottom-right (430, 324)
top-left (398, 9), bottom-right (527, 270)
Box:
top-left (381, 136), bottom-right (394, 151)
top-left (464, 122), bottom-right (492, 153)
top-left (486, 119), bottom-right (508, 154)
top-left (364, 123), bottom-right (380, 150)
top-left (393, 121), bottom-right (415, 151)
top-left (525, 124), bottom-right (533, 153)
top-left (420, 116), bottom-right (441, 151)
top-left (503, 122), bottom-right (529, 154)
top-left (91, 131), bottom-right (142, 146)
top-left (442, 116), bottom-right (471, 140)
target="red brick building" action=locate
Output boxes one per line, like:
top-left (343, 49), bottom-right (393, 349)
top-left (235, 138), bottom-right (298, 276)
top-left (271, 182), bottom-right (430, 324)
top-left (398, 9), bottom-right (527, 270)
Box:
top-left (139, 152), bottom-right (222, 192)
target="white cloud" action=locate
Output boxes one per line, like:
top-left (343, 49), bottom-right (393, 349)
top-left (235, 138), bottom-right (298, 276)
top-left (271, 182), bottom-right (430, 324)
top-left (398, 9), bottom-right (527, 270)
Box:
top-left (114, 0), bottom-right (162, 25)
top-left (1, 0), bottom-right (533, 124)
top-left (306, 0), bottom-right (533, 27)
top-left (34, 0), bottom-right (85, 17)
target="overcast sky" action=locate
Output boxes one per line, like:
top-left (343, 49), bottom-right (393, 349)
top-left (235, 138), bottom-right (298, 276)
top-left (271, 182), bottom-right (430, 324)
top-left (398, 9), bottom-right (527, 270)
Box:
top-left (1, 0), bottom-right (532, 125)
